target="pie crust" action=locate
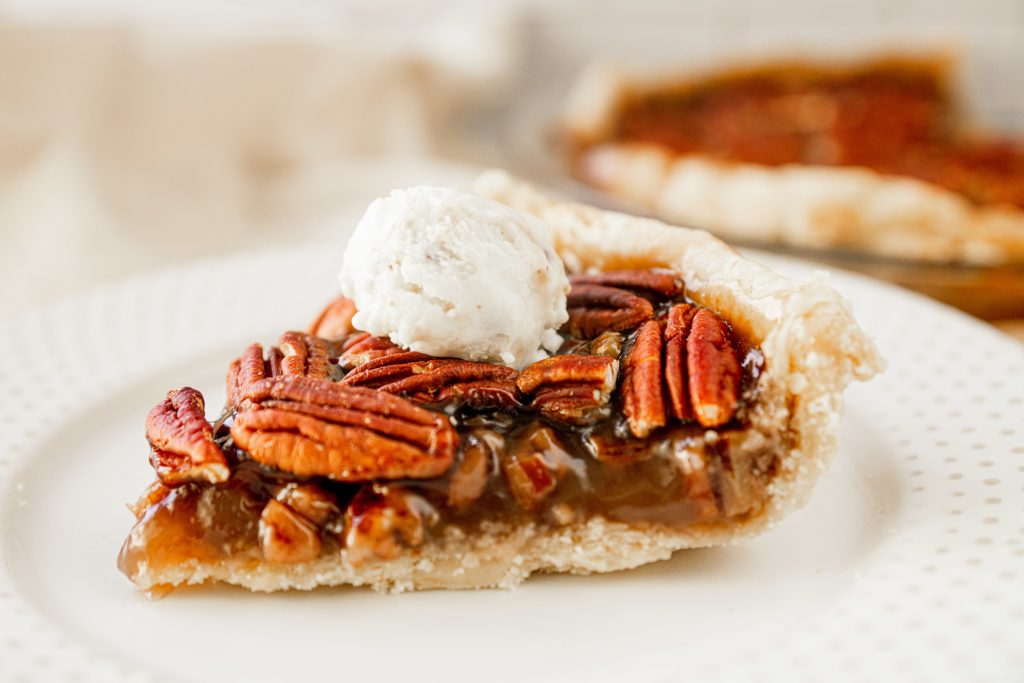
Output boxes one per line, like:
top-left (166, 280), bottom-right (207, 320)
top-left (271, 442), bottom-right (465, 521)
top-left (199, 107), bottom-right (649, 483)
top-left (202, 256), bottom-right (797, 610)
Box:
top-left (561, 54), bottom-right (1024, 265)
top-left (119, 172), bottom-right (882, 594)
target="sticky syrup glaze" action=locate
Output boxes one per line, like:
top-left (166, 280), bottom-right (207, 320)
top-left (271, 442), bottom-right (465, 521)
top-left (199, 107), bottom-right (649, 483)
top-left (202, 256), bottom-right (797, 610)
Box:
top-left (119, 295), bottom-right (774, 579)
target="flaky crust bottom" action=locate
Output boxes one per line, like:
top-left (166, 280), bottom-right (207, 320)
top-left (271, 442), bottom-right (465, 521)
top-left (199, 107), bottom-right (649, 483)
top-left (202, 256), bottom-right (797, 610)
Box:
top-left (136, 518), bottom-right (727, 594)
top-left (129, 172), bottom-right (882, 594)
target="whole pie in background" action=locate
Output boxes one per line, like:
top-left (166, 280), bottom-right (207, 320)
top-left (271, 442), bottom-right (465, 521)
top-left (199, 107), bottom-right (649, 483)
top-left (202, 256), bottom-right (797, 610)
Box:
top-left (561, 53), bottom-right (1024, 267)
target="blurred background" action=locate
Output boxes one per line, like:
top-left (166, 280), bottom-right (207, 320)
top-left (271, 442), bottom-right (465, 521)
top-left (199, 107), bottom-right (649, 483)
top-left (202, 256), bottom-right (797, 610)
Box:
top-left (1, 0), bottom-right (1023, 334)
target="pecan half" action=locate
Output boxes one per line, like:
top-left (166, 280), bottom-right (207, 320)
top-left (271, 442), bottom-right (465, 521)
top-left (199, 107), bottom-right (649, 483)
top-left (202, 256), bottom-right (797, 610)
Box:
top-left (231, 375), bottom-right (458, 481)
top-left (686, 309), bottom-right (741, 427)
top-left (266, 346), bottom-right (284, 378)
top-left (501, 423), bottom-right (578, 511)
top-left (259, 498), bottom-right (321, 563)
top-left (570, 269), bottom-right (684, 300)
top-left (517, 355), bottom-right (614, 393)
top-left (343, 485), bottom-right (438, 566)
top-left (145, 387), bottom-right (230, 486)
top-left (343, 355), bottom-right (520, 410)
top-left (226, 343), bottom-right (267, 411)
top-left (226, 334), bottom-right (333, 411)
top-left (621, 320), bottom-right (667, 438)
top-left (433, 380), bottom-right (521, 411)
top-left (340, 349), bottom-right (432, 384)
top-left (517, 355), bottom-right (618, 425)
top-left (664, 304), bottom-right (698, 421)
top-left (278, 332), bottom-right (332, 380)
top-left (566, 284), bottom-right (653, 338)
top-left (308, 295), bottom-right (357, 340)
top-left (447, 430), bottom-right (502, 509)
top-left (338, 333), bottom-right (411, 369)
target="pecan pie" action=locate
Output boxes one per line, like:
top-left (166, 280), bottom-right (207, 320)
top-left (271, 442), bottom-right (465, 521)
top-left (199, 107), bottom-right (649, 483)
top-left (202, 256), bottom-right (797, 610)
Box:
top-left (118, 173), bottom-right (881, 595)
top-left (562, 53), bottom-right (1024, 265)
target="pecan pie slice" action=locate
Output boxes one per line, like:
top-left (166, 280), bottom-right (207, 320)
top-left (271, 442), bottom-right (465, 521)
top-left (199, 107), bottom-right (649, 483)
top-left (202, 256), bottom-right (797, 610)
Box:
top-left (561, 53), bottom-right (1024, 265)
top-left (118, 173), bottom-right (881, 595)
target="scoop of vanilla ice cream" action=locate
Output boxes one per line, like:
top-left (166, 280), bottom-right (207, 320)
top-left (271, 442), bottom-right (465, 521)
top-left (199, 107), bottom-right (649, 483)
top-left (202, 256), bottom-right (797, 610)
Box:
top-left (338, 186), bottom-right (569, 369)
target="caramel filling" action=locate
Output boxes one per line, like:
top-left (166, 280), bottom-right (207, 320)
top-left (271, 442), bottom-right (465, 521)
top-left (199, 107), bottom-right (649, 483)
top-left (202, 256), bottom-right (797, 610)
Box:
top-left (119, 272), bottom-right (776, 583)
top-left (119, 412), bottom-right (771, 580)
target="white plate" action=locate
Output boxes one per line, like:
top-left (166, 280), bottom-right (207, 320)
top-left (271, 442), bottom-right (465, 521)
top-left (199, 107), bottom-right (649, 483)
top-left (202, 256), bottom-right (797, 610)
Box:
top-left (1, 245), bottom-right (1022, 683)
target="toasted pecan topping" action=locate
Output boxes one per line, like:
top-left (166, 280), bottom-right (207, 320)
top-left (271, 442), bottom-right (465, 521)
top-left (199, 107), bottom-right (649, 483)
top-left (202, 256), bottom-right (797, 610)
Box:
top-left (686, 309), bottom-right (741, 427)
top-left (565, 268), bottom-right (687, 338)
top-left (308, 295), bottom-right (357, 340)
top-left (145, 387), bottom-right (230, 486)
top-left (517, 355), bottom-right (618, 425)
top-left (278, 332), bottom-right (332, 380)
top-left (226, 343), bottom-right (267, 411)
top-left (570, 269), bottom-right (684, 299)
top-left (231, 376), bottom-right (458, 481)
top-left (532, 386), bottom-right (608, 425)
top-left (566, 284), bottom-right (654, 338)
top-left (664, 304), bottom-right (698, 421)
top-left (227, 335), bottom-right (333, 411)
top-left (433, 380), bottom-right (522, 411)
top-left (621, 320), bottom-right (667, 438)
top-left (343, 355), bottom-right (520, 410)
top-left (341, 349), bottom-right (433, 382)
top-left (517, 355), bottom-right (615, 393)
top-left (339, 333), bottom-right (412, 369)
top-left (268, 346), bottom-right (286, 378)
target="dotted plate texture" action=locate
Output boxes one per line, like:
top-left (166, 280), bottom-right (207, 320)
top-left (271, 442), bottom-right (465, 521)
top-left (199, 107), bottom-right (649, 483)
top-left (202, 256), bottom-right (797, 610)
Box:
top-left (0, 245), bottom-right (1021, 683)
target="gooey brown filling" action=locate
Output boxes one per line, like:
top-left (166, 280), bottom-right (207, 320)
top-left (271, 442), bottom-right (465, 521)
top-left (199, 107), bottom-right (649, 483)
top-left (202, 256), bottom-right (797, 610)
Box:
top-left (119, 271), bottom-right (775, 582)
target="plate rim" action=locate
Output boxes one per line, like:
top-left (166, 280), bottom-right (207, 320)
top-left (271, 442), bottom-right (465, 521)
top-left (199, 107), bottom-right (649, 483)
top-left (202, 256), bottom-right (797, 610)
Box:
top-left (1, 243), bottom-right (1022, 682)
